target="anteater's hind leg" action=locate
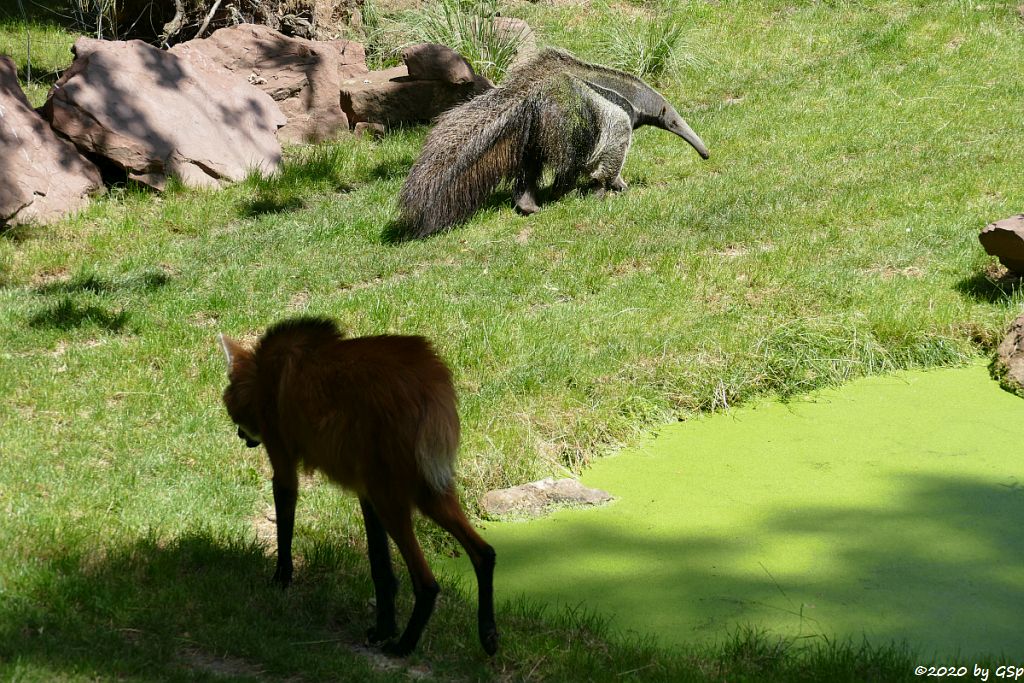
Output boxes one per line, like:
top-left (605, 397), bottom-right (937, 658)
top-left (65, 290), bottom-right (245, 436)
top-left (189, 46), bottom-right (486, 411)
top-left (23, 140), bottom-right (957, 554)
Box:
top-left (360, 498), bottom-right (399, 644)
top-left (370, 494), bottom-right (439, 657)
top-left (419, 488), bottom-right (499, 655)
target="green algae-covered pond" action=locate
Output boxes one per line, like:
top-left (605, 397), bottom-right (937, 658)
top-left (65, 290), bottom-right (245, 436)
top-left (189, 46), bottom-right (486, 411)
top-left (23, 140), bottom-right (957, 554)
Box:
top-left (446, 362), bottom-right (1024, 659)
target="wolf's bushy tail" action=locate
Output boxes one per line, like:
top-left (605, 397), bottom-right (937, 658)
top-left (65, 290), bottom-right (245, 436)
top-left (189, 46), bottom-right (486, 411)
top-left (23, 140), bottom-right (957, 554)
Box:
top-left (415, 387), bottom-right (460, 493)
top-left (398, 90), bottom-right (534, 239)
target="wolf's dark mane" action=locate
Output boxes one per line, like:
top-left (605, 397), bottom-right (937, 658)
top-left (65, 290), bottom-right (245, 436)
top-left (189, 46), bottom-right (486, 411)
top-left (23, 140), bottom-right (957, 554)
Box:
top-left (262, 316), bottom-right (341, 340)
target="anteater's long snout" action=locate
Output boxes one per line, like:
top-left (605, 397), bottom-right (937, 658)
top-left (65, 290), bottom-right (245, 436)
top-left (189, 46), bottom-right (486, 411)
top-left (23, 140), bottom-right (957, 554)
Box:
top-left (666, 115), bottom-right (710, 160)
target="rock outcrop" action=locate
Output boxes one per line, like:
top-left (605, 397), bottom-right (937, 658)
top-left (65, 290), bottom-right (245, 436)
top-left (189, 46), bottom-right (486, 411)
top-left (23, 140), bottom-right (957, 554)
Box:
top-left (171, 24), bottom-right (366, 144)
top-left (0, 55), bottom-right (102, 226)
top-left (40, 37), bottom-right (285, 190)
top-left (993, 312), bottom-right (1024, 397)
top-left (979, 214), bottom-right (1024, 274)
top-left (340, 44), bottom-right (492, 128)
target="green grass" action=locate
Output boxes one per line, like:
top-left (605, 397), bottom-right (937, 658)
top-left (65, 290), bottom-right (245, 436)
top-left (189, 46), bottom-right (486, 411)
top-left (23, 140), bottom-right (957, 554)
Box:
top-left (2, 0), bottom-right (1024, 679)
top-left (0, 17), bottom-right (77, 106)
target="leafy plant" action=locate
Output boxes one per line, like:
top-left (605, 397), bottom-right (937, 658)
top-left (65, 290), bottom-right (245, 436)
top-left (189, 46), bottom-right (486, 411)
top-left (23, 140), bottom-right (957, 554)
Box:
top-left (600, 2), bottom-right (703, 81)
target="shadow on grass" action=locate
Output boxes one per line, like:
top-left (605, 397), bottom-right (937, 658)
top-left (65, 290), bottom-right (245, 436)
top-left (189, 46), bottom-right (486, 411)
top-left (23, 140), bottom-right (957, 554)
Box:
top-left (0, 531), bottom-right (487, 681)
top-left (0, 222), bottom-right (37, 243)
top-left (379, 190), bottom-right (520, 244)
top-left (32, 269), bottom-right (171, 296)
top-left (954, 271), bottom-right (1023, 303)
top-left (489, 472), bottom-right (1024, 661)
top-left (370, 157), bottom-right (415, 182)
top-left (239, 193), bottom-right (307, 218)
top-left (27, 297), bottom-right (130, 332)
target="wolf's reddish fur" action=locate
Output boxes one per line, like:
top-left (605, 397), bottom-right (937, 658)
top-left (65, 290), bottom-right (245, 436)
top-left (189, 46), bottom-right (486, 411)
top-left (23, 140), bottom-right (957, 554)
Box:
top-left (220, 318), bottom-right (498, 657)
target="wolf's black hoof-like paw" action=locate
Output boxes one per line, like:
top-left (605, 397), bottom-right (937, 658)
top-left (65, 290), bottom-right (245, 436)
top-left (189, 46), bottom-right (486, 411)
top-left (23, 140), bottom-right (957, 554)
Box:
top-left (366, 626), bottom-right (397, 645)
top-left (481, 627), bottom-right (500, 656)
top-left (271, 568), bottom-right (292, 589)
top-left (381, 639), bottom-right (413, 658)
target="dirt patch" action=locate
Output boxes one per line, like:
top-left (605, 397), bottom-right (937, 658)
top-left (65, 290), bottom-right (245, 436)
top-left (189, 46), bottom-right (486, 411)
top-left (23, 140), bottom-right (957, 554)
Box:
top-left (862, 264), bottom-right (924, 279)
top-left (287, 290), bottom-right (311, 312)
top-left (180, 647), bottom-right (265, 679)
top-left (347, 643), bottom-right (433, 680)
top-left (30, 267), bottom-right (69, 287)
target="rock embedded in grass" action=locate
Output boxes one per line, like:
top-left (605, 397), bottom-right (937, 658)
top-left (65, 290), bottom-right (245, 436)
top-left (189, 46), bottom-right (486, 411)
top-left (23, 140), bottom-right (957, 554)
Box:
top-left (979, 214), bottom-right (1024, 274)
top-left (40, 37), bottom-right (285, 190)
top-left (0, 55), bottom-right (103, 226)
top-left (993, 312), bottom-right (1024, 397)
top-left (481, 478), bottom-right (613, 519)
top-left (171, 24), bottom-right (366, 144)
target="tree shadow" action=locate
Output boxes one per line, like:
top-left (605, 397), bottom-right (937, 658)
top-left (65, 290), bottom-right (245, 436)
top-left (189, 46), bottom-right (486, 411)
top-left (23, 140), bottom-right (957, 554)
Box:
top-left (30, 268), bottom-right (170, 296)
top-left (27, 296), bottom-right (130, 332)
top-left (239, 194), bottom-right (307, 218)
top-left (370, 157), bottom-right (415, 182)
top-left (487, 471), bottom-right (1024, 661)
top-left (0, 530), bottom-right (485, 680)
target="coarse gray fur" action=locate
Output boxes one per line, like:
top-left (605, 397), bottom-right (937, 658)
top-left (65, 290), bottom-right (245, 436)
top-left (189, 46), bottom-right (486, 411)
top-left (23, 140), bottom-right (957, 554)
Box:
top-left (396, 48), bottom-right (709, 239)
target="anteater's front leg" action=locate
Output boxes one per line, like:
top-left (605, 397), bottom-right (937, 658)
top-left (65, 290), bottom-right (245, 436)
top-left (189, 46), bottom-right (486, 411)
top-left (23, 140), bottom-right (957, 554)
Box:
top-left (271, 472), bottom-right (298, 588)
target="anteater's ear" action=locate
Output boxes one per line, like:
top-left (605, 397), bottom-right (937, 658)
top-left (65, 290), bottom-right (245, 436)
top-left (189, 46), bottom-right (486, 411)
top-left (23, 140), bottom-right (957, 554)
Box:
top-left (217, 333), bottom-right (245, 375)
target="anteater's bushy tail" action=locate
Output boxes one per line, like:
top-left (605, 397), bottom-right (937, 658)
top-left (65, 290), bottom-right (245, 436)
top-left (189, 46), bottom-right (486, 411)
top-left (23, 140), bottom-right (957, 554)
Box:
top-left (397, 89), bottom-right (534, 239)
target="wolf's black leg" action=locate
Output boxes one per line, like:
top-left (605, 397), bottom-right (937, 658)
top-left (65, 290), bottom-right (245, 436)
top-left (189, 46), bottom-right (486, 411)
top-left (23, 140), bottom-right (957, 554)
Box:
top-left (272, 476), bottom-right (297, 588)
top-left (360, 497), bottom-right (398, 643)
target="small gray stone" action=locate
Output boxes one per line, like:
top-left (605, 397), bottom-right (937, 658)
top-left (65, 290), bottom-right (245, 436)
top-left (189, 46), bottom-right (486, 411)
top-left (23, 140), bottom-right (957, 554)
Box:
top-left (353, 121), bottom-right (385, 139)
top-left (480, 477), bottom-right (614, 519)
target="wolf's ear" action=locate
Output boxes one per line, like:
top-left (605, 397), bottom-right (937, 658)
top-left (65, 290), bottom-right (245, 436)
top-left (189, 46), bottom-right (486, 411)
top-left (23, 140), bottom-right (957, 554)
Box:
top-left (217, 333), bottom-right (246, 375)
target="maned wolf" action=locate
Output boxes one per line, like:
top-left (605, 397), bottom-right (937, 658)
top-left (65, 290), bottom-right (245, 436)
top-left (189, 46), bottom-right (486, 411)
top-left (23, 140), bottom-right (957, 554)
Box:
top-left (219, 317), bottom-right (498, 657)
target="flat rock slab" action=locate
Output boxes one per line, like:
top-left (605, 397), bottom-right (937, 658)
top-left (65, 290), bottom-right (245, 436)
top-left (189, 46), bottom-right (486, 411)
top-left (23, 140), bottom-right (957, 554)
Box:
top-left (172, 24), bottom-right (366, 143)
top-left (41, 37), bottom-right (285, 190)
top-left (0, 55), bottom-right (102, 226)
top-left (978, 214), bottom-right (1024, 273)
top-left (446, 363), bottom-right (1024, 659)
top-left (993, 312), bottom-right (1024, 396)
top-left (480, 477), bottom-right (613, 519)
top-left (340, 64), bottom-right (492, 128)
top-left (402, 43), bottom-right (476, 84)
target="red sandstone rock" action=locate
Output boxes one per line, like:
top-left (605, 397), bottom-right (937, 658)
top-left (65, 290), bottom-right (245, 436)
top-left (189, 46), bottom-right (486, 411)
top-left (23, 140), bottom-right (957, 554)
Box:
top-left (0, 55), bottom-right (102, 226)
top-left (172, 24), bottom-right (366, 143)
top-left (979, 214), bottom-right (1024, 274)
top-left (41, 37), bottom-right (285, 190)
top-left (339, 64), bottom-right (492, 128)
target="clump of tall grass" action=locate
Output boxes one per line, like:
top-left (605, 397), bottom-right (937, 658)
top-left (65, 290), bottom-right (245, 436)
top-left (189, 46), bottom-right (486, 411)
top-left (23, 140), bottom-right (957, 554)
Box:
top-left (359, 0), bottom-right (409, 70)
top-left (410, 0), bottom-right (529, 82)
top-left (599, 1), bottom-right (703, 82)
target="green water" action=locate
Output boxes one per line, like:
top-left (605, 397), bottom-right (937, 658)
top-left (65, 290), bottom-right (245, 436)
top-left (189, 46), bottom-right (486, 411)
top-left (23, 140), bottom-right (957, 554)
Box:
top-left (444, 363), bottom-right (1024, 659)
